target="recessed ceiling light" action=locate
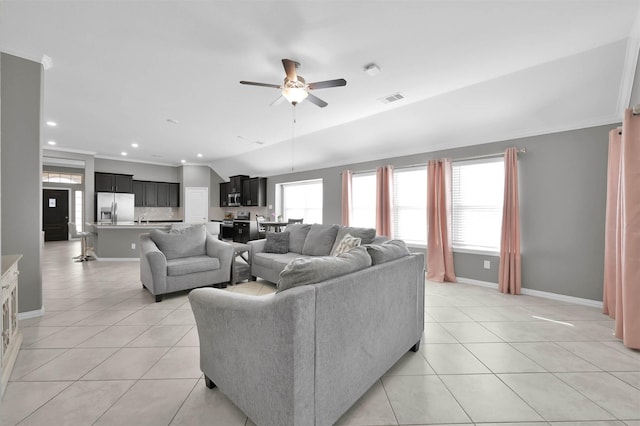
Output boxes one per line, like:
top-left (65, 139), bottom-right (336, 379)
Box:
top-left (131, 143), bottom-right (139, 148)
top-left (47, 140), bottom-right (56, 145)
top-left (181, 159), bottom-right (186, 163)
top-left (46, 121), bottom-right (57, 127)
top-left (197, 153), bottom-right (203, 158)
top-left (121, 152), bottom-right (127, 156)
top-left (364, 63), bottom-right (381, 76)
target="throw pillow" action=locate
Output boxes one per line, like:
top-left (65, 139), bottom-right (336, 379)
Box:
top-left (264, 231), bottom-right (290, 254)
top-left (301, 224), bottom-right (340, 256)
top-left (366, 239), bottom-right (410, 265)
top-left (332, 233), bottom-right (361, 256)
top-left (150, 224), bottom-right (207, 260)
top-left (285, 223), bottom-right (312, 254)
top-left (277, 246), bottom-right (372, 292)
top-left (330, 226), bottom-right (376, 255)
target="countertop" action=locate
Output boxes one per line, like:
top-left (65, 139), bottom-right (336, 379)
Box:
top-left (89, 222), bottom-right (175, 229)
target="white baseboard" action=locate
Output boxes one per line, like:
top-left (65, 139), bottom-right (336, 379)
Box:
top-left (456, 277), bottom-right (603, 308)
top-left (17, 307), bottom-right (45, 320)
top-left (93, 256), bottom-right (139, 262)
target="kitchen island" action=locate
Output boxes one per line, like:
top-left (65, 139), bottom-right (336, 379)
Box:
top-left (88, 222), bottom-right (179, 260)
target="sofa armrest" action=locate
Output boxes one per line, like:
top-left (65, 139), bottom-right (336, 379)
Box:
top-left (247, 238), bottom-right (266, 254)
top-left (206, 235), bottom-right (233, 275)
top-left (189, 286), bottom-right (315, 426)
top-left (139, 233), bottom-right (168, 295)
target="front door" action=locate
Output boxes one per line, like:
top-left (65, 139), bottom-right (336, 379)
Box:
top-left (43, 189), bottom-right (69, 241)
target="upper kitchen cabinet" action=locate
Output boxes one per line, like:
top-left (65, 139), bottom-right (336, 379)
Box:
top-left (95, 172), bottom-right (133, 193)
top-left (242, 177), bottom-right (266, 207)
top-left (133, 180), bottom-right (180, 207)
top-left (219, 182), bottom-right (229, 207)
top-left (229, 175), bottom-right (249, 193)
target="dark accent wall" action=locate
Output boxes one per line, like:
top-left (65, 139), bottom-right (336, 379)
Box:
top-left (265, 124), bottom-right (613, 301)
top-left (1, 53), bottom-right (43, 313)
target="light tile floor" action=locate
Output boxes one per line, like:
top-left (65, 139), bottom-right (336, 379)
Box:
top-left (1, 241), bottom-right (639, 425)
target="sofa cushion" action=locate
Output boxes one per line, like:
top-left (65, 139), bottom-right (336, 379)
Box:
top-left (332, 233), bottom-right (362, 256)
top-left (330, 227), bottom-right (376, 256)
top-left (253, 252), bottom-right (311, 271)
top-left (286, 224), bottom-right (311, 254)
top-left (302, 224), bottom-right (340, 256)
top-left (366, 239), bottom-right (410, 265)
top-left (264, 231), bottom-right (290, 254)
top-left (166, 255), bottom-right (220, 276)
top-left (277, 246), bottom-right (372, 292)
top-left (150, 224), bottom-right (207, 260)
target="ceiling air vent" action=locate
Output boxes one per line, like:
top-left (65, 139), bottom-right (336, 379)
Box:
top-left (378, 92), bottom-right (404, 104)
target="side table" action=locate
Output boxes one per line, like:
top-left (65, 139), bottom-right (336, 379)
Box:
top-left (230, 242), bottom-right (252, 285)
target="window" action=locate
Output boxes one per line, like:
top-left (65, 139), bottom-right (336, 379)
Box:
top-left (393, 166), bottom-right (427, 245)
top-left (452, 158), bottom-right (504, 252)
top-left (351, 172), bottom-right (376, 228)
top-left (42, 171), bottom-right (83, 184)
top-left (74, 191), bottom-right (83, 233)
top-left (278, 179), bottom-right (323, 224)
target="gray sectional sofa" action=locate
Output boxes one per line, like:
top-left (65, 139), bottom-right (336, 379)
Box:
top-left (189, 223), bottom-right (425, 426)
top-left (248, 223), bottom-right (386, 283)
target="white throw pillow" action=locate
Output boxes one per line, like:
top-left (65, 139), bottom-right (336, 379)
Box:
top-left (332, 233), bottom-right (361, 256)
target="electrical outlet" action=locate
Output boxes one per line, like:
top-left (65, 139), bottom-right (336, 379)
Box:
top-left (131, 243), bottom-right (136, 250)
top-left (268, 204), bottom-right (273, 209)
top-left (483, 260), bottom-right (491, 269)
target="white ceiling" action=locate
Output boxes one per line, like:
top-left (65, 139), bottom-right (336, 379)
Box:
top-left (2, 1), bottom-right (639, 179)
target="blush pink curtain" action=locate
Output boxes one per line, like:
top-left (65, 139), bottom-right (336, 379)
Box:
top-left (426, 159), bottom-right (456, 282)
top-left (603, 109), bottom-right (640, 349)
top-left (375, 166), bottom-right (393, 238)
top-left (341, 170), bottom-right (353, 226)
top-left (603, 129), bottom-right (621, 321)
top-left (498, 147), bottom-right (522, 295)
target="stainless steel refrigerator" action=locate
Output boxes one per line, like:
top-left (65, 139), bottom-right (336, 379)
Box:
top-left (96, 193), bottom-right (135, 224)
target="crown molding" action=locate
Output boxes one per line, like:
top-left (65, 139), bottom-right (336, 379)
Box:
top-left (42, 146), bottom-right (96, 156)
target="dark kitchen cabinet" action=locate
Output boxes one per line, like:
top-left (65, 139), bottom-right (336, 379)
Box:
top-left (168, 184), bottom-right (179, 207)
top-left (233, 221), bottom-right (258, 244)
top-left (133, 181), bottom-right (145, 206)
top-left (229, 175), bottom-right (249, 194)
top-left (95, 173), bottom-right (133, 193)
top-left (157, 183), bottom-right (169, 207)
top-left (144, 182), bottom-right (157, 207)
top-left (242, 177), bottom-right (266, 207)
top-left (133, 180), bottom-right (180, 207)
top-left (220, 182), bottom-right (229, 207)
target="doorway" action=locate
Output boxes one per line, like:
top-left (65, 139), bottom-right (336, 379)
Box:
top-left (43, 189), bottom-right (69, 241)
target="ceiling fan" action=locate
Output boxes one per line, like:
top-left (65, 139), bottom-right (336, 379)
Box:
top-left (240, 59), bottom-right (347, 108)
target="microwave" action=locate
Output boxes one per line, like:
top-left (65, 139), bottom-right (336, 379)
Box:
top-left (228, 192), bottom-right (241, 207)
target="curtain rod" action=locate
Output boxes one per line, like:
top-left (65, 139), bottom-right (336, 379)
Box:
top-left (340, 147), bottom-right (527, 175)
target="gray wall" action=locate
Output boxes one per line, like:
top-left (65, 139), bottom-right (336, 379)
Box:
top-left (629, 48), bottom-right (640, 108)
top-left (180, 165), bottom-right (211, 207)
top-left (95, 158), bottom-right (179, 182)
top-left (210, 168), bottom-right (225, 207)
top-left (264, 124), bottom-right (612, 301)
top-left (1, 53), bottom-right (43, 313)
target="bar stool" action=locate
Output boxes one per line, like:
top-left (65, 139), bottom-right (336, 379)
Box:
top-left (68, 222), bottom-right (94, 262)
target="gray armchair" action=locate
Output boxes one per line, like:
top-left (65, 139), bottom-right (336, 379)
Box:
top-left (139, 224), bottom-right (233, 302)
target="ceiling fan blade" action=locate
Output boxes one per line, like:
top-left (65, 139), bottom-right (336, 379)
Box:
top-left (306, 93), bottom-right (328, 108)
top-left (282, 59), bottom-right (298, 82)
top-left (307, 79), bottom-right (347, 90)
top-left (270, 96), bottom-right (285, 107)
top-left (240, 81), bottom-right (281, 89)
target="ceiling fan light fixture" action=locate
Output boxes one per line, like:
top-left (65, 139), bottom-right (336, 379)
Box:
top-left (282, 87), bottom-right (308, 105)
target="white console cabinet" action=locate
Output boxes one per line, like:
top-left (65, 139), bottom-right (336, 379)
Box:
top-left (1, 255), bottom-right (22, 398)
